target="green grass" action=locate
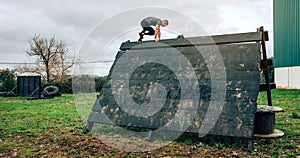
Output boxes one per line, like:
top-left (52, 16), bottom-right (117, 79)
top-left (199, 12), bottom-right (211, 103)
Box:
top-left (0, 89), bottom-right (300, 157)
top-left (0, 96), bottom-right (78, 133)
top-left (255, 89), bottom-right (300, 157)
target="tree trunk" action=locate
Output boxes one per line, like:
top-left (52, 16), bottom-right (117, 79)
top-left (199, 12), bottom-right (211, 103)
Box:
top-left (45, 63), bottom-right (50, 83)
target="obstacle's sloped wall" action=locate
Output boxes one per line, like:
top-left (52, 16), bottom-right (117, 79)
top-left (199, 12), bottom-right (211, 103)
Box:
top-left (88, 36), bottom-right (261, 139)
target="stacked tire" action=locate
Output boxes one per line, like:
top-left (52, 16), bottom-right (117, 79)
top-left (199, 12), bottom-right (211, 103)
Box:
top-left (43, 86), bottom-right (61, 97)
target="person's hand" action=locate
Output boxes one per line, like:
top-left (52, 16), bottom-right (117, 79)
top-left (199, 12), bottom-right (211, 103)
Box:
top-left (154, 25), bottom-right (160, 42)
top-left (155, 37), bottom-right (160, 42)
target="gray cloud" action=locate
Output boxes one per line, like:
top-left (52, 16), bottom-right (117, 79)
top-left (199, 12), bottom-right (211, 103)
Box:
top-left (0, 0), bottom-right (273, 72)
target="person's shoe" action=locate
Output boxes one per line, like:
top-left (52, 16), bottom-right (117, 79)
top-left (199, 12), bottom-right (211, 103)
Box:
top-left (139, 32), bottom-right (143, 37)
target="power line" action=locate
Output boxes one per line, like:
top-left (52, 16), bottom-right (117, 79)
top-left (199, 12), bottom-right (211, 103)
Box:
top-left (78, 60), bottom-right (113, 63)
top-left (0, 60), bottom-right (114, 65)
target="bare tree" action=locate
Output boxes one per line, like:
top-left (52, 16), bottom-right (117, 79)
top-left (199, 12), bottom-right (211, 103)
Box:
top-left (51, 50), bottom-right (75, 82)
top-left (25, 34), bottom-right (74, 83)
top-left (16, 62), bottom-right (45, 80)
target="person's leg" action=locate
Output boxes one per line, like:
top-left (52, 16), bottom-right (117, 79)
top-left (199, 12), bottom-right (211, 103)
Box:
top-left (138, 29), bottom-right (145, 41)
top-left (139, 20), bottom-right (149, 41)
top-left (139, 20), bottom-right (155, 41)
top-left (139, 27), bottom-right (155, 41)
top-left (141, 27), bottom-right (147, 34)
top-left (143, 27), bottom-right (155, 35)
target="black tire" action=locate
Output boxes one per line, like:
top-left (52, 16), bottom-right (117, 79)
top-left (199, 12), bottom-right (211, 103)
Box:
top-left (43, 86), bottom-right (60, 96)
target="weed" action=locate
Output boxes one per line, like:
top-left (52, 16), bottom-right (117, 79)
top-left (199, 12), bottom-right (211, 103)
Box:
top-left (292, 112), bottom-right (300, 119)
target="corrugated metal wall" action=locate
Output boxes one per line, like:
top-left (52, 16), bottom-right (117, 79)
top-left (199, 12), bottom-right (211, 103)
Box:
top-left (274, 0), bottom-right (300, 68)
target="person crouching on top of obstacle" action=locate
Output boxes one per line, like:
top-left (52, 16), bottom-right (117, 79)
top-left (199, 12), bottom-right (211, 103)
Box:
top-left (138, 17), bottom-right (168, 42)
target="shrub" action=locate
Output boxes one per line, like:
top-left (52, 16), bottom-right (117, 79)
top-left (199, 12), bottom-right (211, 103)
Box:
top-left (0, 69), bottom-right (16, 92)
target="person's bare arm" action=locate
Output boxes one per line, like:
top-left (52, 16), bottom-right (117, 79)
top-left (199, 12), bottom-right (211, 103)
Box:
top-left (154, 24), bottom-right (161, 42)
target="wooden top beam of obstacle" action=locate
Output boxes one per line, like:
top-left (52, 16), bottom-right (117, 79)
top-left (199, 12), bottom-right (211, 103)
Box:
top-left (120, 31), bottom-right (268, 51)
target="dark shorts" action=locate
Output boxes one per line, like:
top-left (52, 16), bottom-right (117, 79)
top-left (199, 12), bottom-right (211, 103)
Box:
top-left (141, 20), bottom-right (155, 35)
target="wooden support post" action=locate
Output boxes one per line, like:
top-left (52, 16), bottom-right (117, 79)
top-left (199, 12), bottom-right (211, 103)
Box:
top-left (146, 130), bottom-right (156, 142)
top-left (248, 138), bottom-right (254, 151)
top-left (83, 122), bottom-right (94, 134)
top-left (259, 26), bottom-right (272, 106)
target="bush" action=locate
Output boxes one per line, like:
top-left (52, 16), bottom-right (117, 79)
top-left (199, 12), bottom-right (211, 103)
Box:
top-left (72, 75), bottom-right (107, 94)
top-left (54, 78), bottom-right (73, 94)
top-left (95, 76), bottom-right (107, 92)
top-left (0, 69), bottom-right (16, 92)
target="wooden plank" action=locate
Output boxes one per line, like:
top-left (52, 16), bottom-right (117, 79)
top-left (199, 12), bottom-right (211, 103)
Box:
top-left (211, 116), bottom-right (255, 138)
top-left (260, 59), bottom-right (273, 68)
top-left (120, 31), bottom-right (265, 50)
top-left (114, 44), bottom-right (261, 73)
top-left (92, 98), bottom-right (258, 117)
top-left (259, 83), bottom-right (276, 92)
top-left (111, 71), bottom-right (259, 82)
top-left (87, 110), bottom-right (256, 138)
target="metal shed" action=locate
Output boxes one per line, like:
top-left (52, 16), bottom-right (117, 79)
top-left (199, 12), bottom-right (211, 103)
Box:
top-left (17, 76), bottom-right (41, 98)
top-left (274, 0), bottom-right (300, 88)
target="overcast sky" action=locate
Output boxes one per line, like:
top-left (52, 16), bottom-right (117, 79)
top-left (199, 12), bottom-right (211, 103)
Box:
top-left (0, 0), bottom-right (273, 75)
